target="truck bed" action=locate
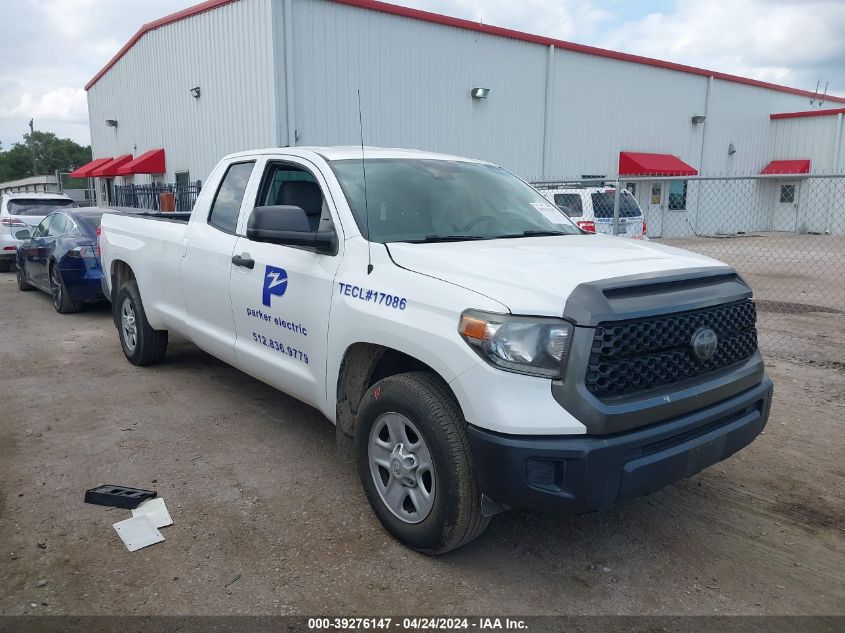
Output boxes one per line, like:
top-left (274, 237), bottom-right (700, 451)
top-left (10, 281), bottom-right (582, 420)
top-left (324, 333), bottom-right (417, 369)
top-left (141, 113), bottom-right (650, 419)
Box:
top-left (104, 206), bottom-right (192, 223)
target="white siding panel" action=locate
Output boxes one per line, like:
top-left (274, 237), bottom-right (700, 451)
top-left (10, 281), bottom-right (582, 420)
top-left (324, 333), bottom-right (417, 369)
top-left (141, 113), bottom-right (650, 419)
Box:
top-left (88, 0), bottom-right (276, 183)
top-left (290, 0), bottom-right (547, 175)
top-left (701, 80), bottom-right (824, 176)
top-left (770, 116), bottom-right (841, 172)
top-left (547, 51), bottom-right (708, 180)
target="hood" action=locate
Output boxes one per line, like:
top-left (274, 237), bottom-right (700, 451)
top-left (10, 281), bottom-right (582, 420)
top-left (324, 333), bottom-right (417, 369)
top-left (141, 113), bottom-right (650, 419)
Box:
top-left (387, 234), bottom-right (729, 317)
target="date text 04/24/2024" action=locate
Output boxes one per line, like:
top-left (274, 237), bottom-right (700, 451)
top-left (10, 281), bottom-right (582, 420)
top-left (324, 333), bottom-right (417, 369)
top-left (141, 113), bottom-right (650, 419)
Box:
top-left (307, 618), bottom-right (527, 630)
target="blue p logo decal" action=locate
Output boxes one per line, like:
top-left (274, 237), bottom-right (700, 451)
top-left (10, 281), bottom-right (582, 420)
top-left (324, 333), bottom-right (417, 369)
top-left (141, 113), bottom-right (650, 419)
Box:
top-left (262, 265), bottom-right (288, 306)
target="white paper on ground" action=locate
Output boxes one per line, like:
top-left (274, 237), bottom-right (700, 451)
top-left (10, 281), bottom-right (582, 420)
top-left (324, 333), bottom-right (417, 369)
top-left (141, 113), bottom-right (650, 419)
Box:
top-left (113, 515), bottom-right (164, 552)
top-left (131, 497), bottom-right (173, 528)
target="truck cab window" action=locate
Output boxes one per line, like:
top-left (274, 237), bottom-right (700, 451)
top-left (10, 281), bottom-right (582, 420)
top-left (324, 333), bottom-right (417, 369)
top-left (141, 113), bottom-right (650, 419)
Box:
top-left (208, 161), bottom-right (254, 233)
top-left (259, 163), bottom-right (329, 232)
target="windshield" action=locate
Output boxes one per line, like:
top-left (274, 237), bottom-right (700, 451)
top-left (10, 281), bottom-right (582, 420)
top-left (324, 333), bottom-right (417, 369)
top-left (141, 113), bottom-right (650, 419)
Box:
top-left (331, 159), bottom-right (580, 243)
top-left (590, 191), bottom-right (642, 219)
top-left (8, 198), bottom-right (77, 215)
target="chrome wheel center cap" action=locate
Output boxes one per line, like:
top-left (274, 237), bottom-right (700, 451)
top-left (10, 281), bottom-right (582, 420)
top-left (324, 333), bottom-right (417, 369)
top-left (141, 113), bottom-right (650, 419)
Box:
top-left (390, 443), bottom-right (418, 486)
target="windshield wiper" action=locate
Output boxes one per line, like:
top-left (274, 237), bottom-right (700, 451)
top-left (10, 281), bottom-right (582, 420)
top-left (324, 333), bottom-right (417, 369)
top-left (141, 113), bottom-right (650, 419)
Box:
top-left (399, 235), bottom-right (488, 243)
top-left (491, 230), bottom-right (572, 239)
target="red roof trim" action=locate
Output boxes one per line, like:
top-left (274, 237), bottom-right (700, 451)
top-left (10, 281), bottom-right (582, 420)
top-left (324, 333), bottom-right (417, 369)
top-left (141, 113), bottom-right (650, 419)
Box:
top-left (84, 0), bottom-right (239, 91)
top-left (85, 0), bottom-right (845, 104)
top-left (91, 155), bottom-right (134, 177)
top-left (770, 108), bottom-right (845, 120)
top-left (117, 148), bottom-right (166, 175)
top-left (68, 157), bottom-right (113, 179)
top-left (760, 159), bottom-right (810, 175)
top-left (618, 152), bottom-right (698, 177)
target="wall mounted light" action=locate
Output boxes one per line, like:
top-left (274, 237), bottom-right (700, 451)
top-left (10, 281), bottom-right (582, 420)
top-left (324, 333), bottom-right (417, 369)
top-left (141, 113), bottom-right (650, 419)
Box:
top-left (105, 119), bottom-right (118, 127)
top-left (728, 142), bottom-right (737, 155)
top-left (471, 87), bottom-right (490, 99)
top-left (691, 115), bottom-right (706, 124)
top-left (190, 86), bottom-right (201, 99)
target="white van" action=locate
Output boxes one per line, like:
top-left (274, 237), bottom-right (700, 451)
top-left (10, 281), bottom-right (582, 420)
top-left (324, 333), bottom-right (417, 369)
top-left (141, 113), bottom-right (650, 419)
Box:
top-left (535, 185), bottom-right (647, 239)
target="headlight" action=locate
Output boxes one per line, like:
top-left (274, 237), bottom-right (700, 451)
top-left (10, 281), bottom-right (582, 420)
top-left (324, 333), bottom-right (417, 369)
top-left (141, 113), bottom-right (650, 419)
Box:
top-left (458, 310), bottom-right (573, 379)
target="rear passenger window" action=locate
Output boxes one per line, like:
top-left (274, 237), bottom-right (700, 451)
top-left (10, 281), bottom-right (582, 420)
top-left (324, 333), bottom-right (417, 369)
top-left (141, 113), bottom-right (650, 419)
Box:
top-left (553, 194), bottom-right (583, 218)
top-left (208, 162), bottom-right (255, 233)
top-left (47, 214), bottom-right (69, 236)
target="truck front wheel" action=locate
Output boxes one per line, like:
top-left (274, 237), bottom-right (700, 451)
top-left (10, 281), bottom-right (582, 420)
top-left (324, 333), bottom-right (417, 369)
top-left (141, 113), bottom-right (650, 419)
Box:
top-left (355, 371), bottom-right (489, 554)
top-left (116, 280), bottom-right (168, 366)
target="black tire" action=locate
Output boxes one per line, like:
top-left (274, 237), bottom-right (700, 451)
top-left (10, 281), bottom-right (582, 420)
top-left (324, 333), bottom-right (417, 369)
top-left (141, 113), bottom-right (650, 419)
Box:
top-left (355, 371), bottom-right (489, 555)
top-left (16, 265), bottom-right (34, 291)
top-left (115, 280), bottom-right (168, 366)
top-left (0, 260), bottom-right (10, 273)
top-left (49, 263), bottom-right (82, 314)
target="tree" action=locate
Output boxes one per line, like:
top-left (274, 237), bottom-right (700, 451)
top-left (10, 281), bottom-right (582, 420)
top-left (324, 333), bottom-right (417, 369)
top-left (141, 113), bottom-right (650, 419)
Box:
top-left (0, 131), bottom-right (92, 182)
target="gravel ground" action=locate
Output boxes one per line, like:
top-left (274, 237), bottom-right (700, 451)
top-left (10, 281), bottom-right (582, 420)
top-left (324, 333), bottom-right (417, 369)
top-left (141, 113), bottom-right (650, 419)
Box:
top-left (0, 247), bottom-right (843, 616)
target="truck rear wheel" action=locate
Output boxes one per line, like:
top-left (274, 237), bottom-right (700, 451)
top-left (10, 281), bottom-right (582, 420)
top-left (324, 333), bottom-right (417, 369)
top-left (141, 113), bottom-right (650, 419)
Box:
top-left (116, 280), bottom-right (168, 366)
top-left (355, 371), bottom-right (489, 554)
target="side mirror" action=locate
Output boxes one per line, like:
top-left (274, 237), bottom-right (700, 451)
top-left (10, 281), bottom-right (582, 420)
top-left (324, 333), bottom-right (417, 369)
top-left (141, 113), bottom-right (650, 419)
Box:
top-left (246, 205), bottom-right (337, 255)
top-left (14, 229), bottom-right (31, 240)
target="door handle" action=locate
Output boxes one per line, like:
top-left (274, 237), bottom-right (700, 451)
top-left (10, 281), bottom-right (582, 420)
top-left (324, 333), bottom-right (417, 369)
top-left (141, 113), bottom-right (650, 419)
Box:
top-left (231, 254), bottom-right (255, 269)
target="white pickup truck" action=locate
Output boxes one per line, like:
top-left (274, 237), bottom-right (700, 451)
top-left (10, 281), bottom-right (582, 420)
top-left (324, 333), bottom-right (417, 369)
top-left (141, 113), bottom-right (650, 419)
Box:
top-left (101, 147), bottom-right (773, 554)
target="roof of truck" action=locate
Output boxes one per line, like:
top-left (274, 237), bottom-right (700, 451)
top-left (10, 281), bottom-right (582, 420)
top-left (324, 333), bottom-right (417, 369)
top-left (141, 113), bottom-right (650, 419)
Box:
top-left (225, 146), bottom-right (490, 163)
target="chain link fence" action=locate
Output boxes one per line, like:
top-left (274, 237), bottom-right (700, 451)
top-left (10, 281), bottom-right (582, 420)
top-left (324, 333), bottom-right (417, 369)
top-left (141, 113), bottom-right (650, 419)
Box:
top-left (530, 173), bottom-right (845, 366)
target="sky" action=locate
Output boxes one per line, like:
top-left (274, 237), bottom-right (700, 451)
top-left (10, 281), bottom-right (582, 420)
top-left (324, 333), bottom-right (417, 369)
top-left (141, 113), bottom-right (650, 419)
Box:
top-left (1, 0), bottom-right (844, 149)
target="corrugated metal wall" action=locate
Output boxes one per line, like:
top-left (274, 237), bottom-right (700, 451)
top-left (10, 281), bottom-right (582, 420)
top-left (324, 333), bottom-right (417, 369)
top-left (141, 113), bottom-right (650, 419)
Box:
top-left (770, 115), bottom-right (843, 172)
top-left (87, 0), bottom-right (276, 184)
top-left (290, 0), bottom-right (548, 176)
top-left (87, 0), bottom-right (844, 189)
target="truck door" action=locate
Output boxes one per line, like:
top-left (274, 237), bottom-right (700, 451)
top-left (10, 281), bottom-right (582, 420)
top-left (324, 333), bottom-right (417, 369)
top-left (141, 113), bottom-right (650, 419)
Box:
top-left (229, 158), bottom-right (343, 408)
top-left (180, 160), bottom-right (258, 364)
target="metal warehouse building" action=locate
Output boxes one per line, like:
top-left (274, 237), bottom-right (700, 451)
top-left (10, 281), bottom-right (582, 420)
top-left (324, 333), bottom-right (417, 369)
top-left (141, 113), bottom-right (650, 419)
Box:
top-left (75, 0), bottom-right (845, 236)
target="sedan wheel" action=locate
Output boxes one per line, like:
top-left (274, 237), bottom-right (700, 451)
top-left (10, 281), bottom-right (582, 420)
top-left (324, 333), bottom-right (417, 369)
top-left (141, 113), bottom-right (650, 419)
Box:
top-left (50, 265), bottom-right (63, 309)
top-left (49, 265), bottom-right (82, 313)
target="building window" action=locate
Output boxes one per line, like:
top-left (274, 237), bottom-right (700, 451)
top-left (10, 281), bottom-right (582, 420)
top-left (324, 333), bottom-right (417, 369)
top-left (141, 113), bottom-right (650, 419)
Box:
top-left (650, 183), bottom-right (662, 205)
top-left (625, 182), bottom-right (636, 196)
top-left (208, 162), bottom-right (254, 233)
top-left (779, 184), bottom-right (795, 204)
top-left (668, 180), bottom-right (687, 210)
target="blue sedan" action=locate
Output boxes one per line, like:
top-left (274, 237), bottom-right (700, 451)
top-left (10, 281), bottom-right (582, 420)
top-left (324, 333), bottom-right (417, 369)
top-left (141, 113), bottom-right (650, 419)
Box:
top-left (16, 208), bottom-right (112, 313)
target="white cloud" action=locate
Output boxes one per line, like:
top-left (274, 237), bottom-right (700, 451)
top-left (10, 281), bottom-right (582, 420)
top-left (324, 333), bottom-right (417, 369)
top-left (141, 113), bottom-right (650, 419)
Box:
top-left (3, 88), bottom-right (88, 123)
top-left (600, 0), bottom-right (845, 94)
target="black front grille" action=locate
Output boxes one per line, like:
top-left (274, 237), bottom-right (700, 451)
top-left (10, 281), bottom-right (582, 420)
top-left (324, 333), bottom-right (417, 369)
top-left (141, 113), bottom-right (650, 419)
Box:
top-left (585, 300), bottom-right (758, 399)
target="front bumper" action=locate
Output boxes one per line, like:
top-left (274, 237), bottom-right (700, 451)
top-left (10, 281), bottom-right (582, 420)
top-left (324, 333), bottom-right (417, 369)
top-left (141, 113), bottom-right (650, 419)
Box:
top-left (468, 376), bottom-right (773, 514)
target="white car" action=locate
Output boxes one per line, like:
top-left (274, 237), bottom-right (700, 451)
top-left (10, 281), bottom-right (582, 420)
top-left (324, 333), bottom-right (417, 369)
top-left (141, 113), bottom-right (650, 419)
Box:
top-left (100, 147), bottom-right (771, 554)
top-left (0, 192), bottom-right (78, 272)
top-left (535, 184), bottom-right (646, 239)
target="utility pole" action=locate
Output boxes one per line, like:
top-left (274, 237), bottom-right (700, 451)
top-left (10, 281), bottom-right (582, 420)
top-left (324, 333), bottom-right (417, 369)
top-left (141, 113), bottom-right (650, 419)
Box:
top-left (28, 119), bottom-right (37, 176)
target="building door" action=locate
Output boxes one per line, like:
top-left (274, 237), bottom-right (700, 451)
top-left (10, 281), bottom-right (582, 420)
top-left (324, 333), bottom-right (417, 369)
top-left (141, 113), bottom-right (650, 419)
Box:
top-left (645, 181), bottom-right (666, 237)
top-left (772, 181), bottom-right (799, 232)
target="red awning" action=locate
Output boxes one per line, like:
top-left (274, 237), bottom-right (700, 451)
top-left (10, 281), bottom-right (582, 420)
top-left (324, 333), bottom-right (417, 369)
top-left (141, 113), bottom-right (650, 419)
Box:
top-left (90, 154), bottom-right (134, 177)
top-left (116, 148), bottom-right (166, 175)
top-left (761, 159), bottom-right (810, 175)
top-left (68, 157), bottom-right (113, 179)
top-left (618, 152), bottom-right (698, 176)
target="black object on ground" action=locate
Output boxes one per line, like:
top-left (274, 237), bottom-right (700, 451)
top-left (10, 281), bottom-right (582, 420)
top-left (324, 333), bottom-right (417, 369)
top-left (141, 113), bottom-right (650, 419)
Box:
top-left (84, 485), bottom-right (157, 509)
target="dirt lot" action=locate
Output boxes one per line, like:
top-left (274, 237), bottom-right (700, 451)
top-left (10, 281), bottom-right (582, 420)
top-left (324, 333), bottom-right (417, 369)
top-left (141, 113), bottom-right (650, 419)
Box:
top-left (1, 235), bottom-right (843, 616)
